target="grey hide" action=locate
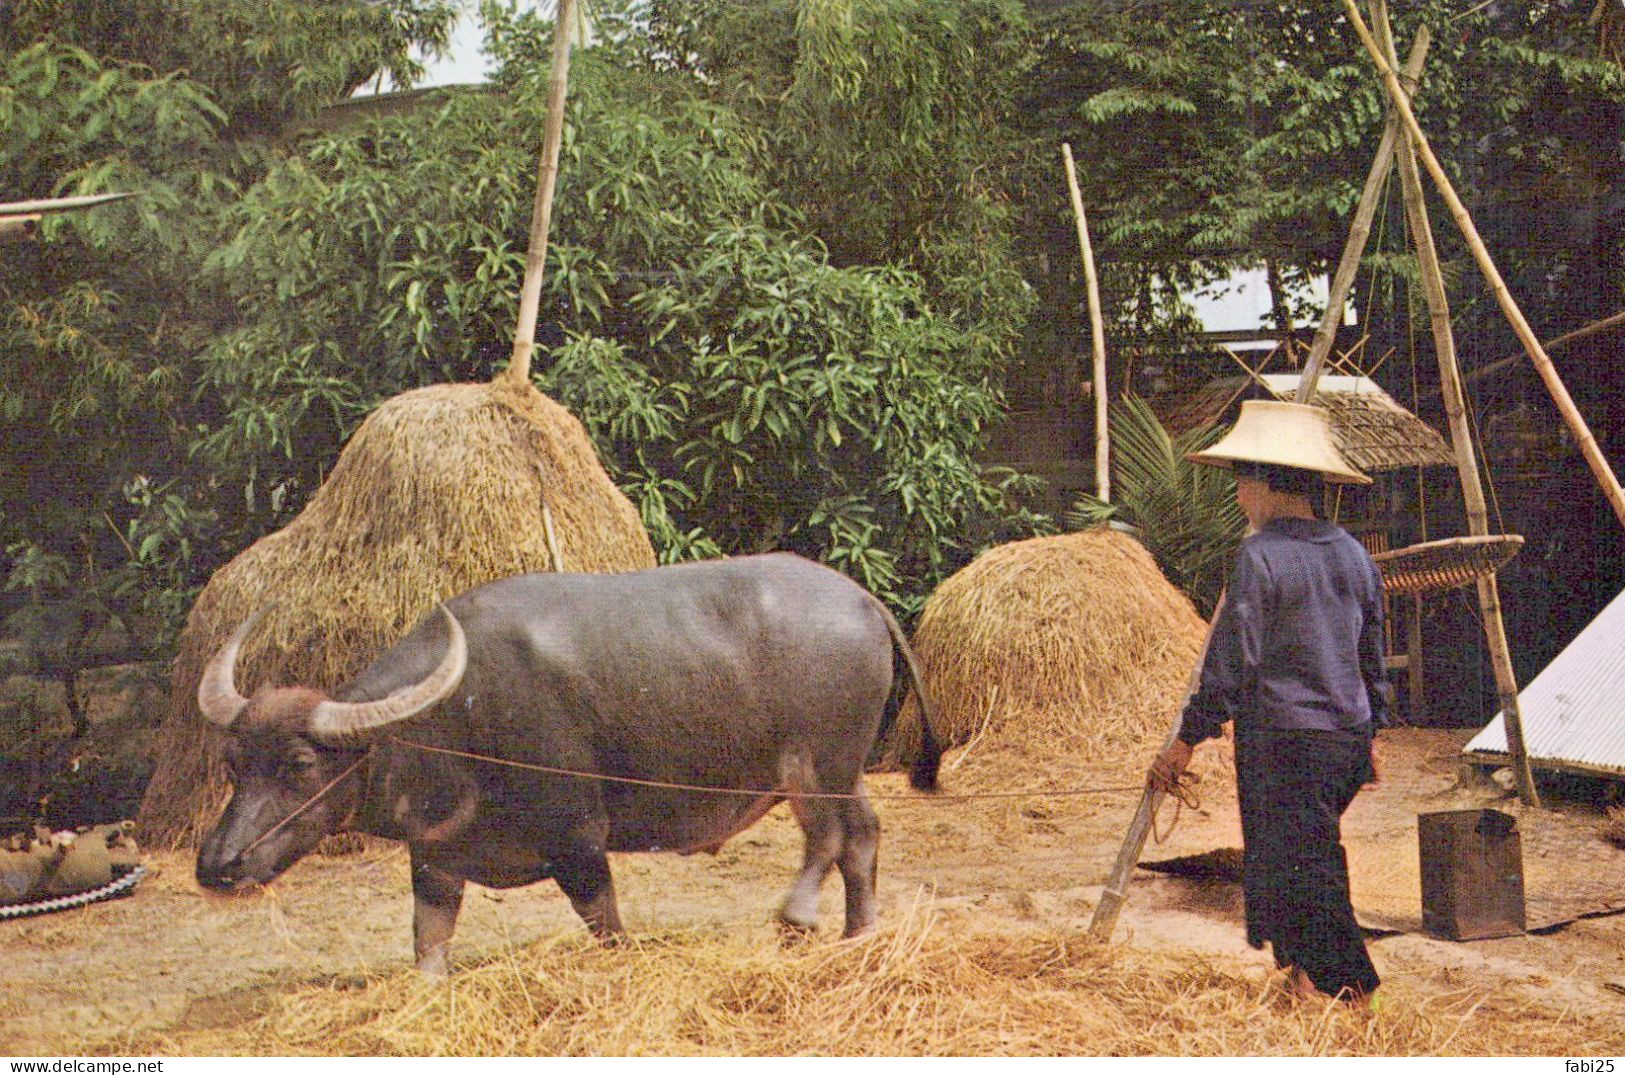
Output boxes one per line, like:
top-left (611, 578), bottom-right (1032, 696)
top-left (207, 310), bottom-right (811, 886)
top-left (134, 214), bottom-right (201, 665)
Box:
top-left (195, 553), bottom-right (942, 975)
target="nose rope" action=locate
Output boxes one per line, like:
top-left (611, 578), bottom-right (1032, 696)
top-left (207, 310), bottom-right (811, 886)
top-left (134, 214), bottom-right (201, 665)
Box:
top-left (386, 736), bottom-right (1201, 809)
top-left (237, 753), bottom-right (370, 859)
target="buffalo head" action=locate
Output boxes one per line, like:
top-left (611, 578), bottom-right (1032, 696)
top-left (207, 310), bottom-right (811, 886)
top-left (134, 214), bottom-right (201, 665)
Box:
top-left (195, 605), bottom-right (466, 892)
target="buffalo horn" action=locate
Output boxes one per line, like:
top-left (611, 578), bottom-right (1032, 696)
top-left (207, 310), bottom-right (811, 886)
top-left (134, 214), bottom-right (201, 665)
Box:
top-left (307, 605), bottom-right (467, 745)
top-left (196, 606), bottom-right (274, 727)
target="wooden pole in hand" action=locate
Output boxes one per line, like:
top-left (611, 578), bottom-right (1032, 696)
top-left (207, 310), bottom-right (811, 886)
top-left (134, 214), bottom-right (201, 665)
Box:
top-left (1341, 0), bottom-right (1625, 534)
top-left (1296, 25), bottom-right (1431, 403)
top-left (1063, 144), bottom-right (1111, 502)
top-left (500, 0), bottom-right (579, 389)
top-left (1372, 0), bottom-right (1540, 806)
top-left (1088, 600), bottom-right (1223, 940)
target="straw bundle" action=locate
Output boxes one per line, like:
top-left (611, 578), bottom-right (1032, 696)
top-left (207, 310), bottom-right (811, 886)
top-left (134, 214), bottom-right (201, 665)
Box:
top-left (131, 910), bottom-right (1612, 1056)
top-left (137, 379), bottom-right (655, 846)
top-left (888, 529), bottom-right (1208, 782)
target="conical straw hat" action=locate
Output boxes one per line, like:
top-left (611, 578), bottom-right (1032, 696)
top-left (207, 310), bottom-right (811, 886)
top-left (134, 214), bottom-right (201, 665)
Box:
top-left (1185, 400), bottom-right (1371, 484)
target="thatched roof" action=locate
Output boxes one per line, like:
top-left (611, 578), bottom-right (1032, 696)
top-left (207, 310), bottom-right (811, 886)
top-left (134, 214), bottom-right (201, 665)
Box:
top-left (1160, 374), bottom-right (1456, 473)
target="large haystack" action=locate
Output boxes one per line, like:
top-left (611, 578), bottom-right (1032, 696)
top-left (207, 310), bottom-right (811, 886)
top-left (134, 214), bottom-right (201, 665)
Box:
top-left (137, 379), bottom-right (655, 846)
top-left (889, 528), bottom-right (1208, 783)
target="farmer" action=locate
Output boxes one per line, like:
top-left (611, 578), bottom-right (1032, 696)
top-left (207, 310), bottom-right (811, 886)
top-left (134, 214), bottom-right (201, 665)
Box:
top-left (1148, 399), bottom-right (1388, 1005)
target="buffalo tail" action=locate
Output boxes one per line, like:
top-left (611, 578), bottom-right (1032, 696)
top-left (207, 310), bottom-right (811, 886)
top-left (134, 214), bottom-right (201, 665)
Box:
top-left (870, 598), bottom-right (943, 793)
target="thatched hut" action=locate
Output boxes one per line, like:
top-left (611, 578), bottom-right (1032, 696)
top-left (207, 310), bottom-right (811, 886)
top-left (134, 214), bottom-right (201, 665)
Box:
top-left (888, 528), bottom-right (1208, 783)
top-left (1159, 373), bottom-right (1456, 474)
top-left (137, 379), bottom-right (655, 846)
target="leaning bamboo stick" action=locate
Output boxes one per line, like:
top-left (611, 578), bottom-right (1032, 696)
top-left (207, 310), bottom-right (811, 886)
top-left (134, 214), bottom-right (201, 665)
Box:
top-left (1089, 594), bottom-right (1225, 941)
top-left (1062, 144), bottom-right (1111, 502)
top-left (501, 0), bottom-right (579, 388)
top-left (1374, 1), bottom-right (1539, 807)
top-left (1342, 0), bottom-right (1625, 534)
top-left (0, 192), bottom-right (135, 216)
top-left (1296, 25), bottom-right (1431, 403)
top-left (1458, 308), bottom-right (1625, 390)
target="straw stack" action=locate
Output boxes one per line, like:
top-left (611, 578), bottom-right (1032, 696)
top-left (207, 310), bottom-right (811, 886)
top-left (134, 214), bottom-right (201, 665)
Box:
top-left (137, 378), bottom-right (655, 846)
top-left (887, 528), bottom-right (1208, 782)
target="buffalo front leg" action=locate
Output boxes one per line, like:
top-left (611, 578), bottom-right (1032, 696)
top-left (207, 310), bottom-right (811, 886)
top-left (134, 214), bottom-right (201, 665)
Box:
top-left (410, 850), bottom-right (465, 977)
top-left (549, 822), bottom-right (624, 940)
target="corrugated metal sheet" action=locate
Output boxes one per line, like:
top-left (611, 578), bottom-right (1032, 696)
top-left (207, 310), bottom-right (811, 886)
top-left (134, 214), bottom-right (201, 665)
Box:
top-left (1464, 585), bottom-right (1625, 778)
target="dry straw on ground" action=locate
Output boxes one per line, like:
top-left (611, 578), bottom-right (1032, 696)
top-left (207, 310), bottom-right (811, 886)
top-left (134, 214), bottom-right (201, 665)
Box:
top-left (130, 906), bottom-right (1613, 1056)
top-left (888, 528), bottom-right (1209, 784)
top-left (138, 379), bottom-right (655, 846)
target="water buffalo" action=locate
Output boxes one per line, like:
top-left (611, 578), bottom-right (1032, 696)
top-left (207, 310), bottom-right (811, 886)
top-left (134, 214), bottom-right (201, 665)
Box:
top-left (195, 553), bottom-right (942, 974)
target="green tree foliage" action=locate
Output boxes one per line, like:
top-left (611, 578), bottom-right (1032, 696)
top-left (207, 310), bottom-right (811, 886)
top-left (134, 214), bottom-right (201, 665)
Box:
top-left (5, 0), bottom-right (1622, 647)
top-left (1, 0), bottom-right (459, 135)
top-left (1017, 2), bottom-right (1623, 346)
top-left (0, 2), bottom-right (460, 644)
top-left (199, 51), bottom-right (1041, 608)
top-left (614, 0), bottom-right (1038, 365)
top-left (0, 42), bottom-right (230, 644)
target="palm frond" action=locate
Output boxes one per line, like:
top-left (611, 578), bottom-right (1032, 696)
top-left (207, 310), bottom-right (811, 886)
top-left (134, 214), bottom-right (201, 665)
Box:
top-left (1066, 394), bottom-right (1245, 615)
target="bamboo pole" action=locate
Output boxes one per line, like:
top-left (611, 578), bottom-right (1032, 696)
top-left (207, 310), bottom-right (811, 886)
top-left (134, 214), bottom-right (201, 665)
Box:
top-left (1295, 26), bottom-right (1431, 404)
top-left (0, 215), bottom-right (41, 242)
top-left (1456, 308), bottom-right (1625, 390)
top-left (1089, 594), bottom-right (1225, 941)
top-left (1373, 1), bottom-right (1539, 806)
top-left (1342, 0), bottom-right (1625, 534)
top-left (1062, 144), bottom-right (1111, 502)
top-left (500, 0), bottom-right (579, 389)
top-left (0, 192), bottom-right (135, 216)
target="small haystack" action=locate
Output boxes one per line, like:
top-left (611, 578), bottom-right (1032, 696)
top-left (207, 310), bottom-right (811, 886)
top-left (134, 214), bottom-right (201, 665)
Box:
top-left (137, 379), bottom-right (655, 846)
top-left (888, 528), bottom-right (1208, 782)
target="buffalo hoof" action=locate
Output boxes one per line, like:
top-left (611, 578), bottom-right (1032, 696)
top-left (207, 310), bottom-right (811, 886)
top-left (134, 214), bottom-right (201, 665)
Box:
top-left (776, 910), bottom-right (819, 946)
top-left (415, 944), bottom-right (452, 980)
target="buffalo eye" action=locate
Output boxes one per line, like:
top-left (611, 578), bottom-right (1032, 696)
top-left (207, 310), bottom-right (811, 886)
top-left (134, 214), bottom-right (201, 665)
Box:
top-left (275, 755), bottom-right (317, 781)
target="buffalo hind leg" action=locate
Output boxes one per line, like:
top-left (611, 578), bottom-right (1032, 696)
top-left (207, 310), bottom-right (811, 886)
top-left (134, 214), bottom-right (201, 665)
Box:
top-left (550, 823), bottom-right (624, 940)
top-left (836, 784), bottom-right (880, 937)
top-left (781, 796), bottom-right (842, 932)
top-left (410, 850), bottom-right (465, 978)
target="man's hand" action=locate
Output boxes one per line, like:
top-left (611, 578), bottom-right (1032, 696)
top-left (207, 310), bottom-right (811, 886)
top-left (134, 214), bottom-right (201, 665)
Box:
top-left (1365, 735), bottom-right (1384, 787)
top-left (1148, 738), bottom-right (1194, 795)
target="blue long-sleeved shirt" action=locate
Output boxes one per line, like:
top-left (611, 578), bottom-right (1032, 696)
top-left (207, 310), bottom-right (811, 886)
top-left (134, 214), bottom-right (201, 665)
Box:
top-left (1177, 517), bottom-right (1390, 747)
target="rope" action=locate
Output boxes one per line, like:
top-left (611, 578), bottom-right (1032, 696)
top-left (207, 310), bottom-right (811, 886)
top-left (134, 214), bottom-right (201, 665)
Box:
top-left (388, 737), bottom-right (1154, 803)
top-left (238, 754), bottom-right (370, 858)
top-left (223, 739), bottom-right (1199, 874)
top-left (1151, 773), bottom-right (1203, 845)
top-left (1464, 391), bottom-right (1509, 537)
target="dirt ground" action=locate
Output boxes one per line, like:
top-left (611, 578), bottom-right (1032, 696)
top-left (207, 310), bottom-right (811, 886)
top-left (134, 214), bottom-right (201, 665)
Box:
top-left (2, 727), bottom-right (1623, 1055)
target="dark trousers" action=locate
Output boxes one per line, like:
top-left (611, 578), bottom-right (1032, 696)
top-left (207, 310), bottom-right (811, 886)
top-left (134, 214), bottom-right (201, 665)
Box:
top-left (1234, 725), bottom-right (1380, 998)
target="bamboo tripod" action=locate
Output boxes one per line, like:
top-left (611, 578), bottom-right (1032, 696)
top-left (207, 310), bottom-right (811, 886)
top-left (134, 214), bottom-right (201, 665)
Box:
top-left (1089, 0), bottom-right (1625, 938)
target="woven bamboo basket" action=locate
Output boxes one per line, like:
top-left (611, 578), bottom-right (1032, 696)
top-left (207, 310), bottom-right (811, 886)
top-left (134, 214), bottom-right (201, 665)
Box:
top-left (1371, 533), bottom-right (1524, 594)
